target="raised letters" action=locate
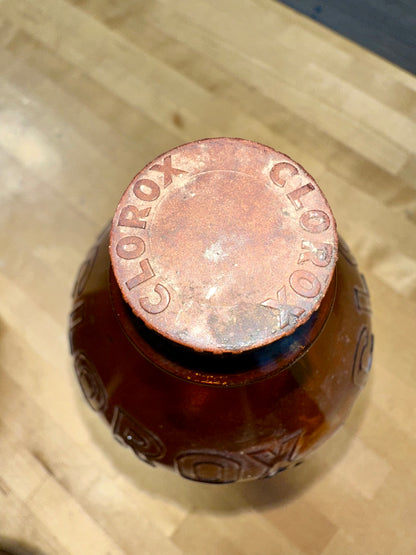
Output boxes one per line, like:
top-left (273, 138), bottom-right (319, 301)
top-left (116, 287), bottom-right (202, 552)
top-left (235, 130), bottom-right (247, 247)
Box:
top-left (270, 161), bottom-right (298, 188)
top-left (69, 298), bottom-right (85, 330)
top-left (116, 236), bottom-right (145, 260)
top-left (113, 407), bottom-right (166, 466)
top-left (261, 286), bottom-right (305, 329)
top-left (125, 258), bottom-right (155, 290)
top-left (266, 159), bottom-right (335, 330)
top-left (133, 179), bottom-right (160, 201)
top-left (300, 210), bottom-right (330, 233)
top-left (175, 432), bottom-right (304, 482)
top-left (69, 298), bottom-right (86, 354)
top-left (139, 284), bottom-right (170, 314)
top-left (118, 205), bottom-right (151, 228)
top-left (290, 270), bottom-right (321, 298)
top-left (175, 452), bottom-right (242, 483)
top-left (150, 155), bottom-right (187, 187)
top-left (354, 274), bottom-right (372, 314)
top-left (247, 430), bottom-right (303, 478)
top-left (352, 325), bottom-right (374, 387)
top-left (298, 240), bottom-right (333, 267)
top-left (114, 155), bottom-right (188, 312)
top-left (74, 352), bottom-right (107, 412)
top-left (72, 245), bottom-right (98, 298)
top-left (287, 183), bottom-right (315, 210)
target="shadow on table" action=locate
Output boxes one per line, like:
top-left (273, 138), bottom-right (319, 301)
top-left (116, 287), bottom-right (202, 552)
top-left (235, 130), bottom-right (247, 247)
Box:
top-left (0, 539), bottom-right (46, 555)
top-left (77, 368), bottom-right (372, 514)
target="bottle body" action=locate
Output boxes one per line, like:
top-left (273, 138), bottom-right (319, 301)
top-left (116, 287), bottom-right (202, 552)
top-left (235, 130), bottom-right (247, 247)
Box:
top-left (69, 226), bottom-right (373, 483)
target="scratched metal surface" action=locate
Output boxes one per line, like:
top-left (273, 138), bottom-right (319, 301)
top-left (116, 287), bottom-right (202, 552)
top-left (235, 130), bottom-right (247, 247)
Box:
top-left (0, 1), bottom-right (416, 554)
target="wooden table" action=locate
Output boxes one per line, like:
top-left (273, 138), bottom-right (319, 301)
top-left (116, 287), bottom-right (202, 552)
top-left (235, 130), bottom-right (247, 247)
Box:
top-left (1, 1), bottom-right (415, 553)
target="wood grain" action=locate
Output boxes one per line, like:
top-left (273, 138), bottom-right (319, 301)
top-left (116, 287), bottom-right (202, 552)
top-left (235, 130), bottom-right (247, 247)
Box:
top-left (1, 1), bottom-right (415, 554)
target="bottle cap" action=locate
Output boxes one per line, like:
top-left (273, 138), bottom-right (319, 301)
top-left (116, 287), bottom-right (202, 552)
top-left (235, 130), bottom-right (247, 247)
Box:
top-left (110, 138), bottom-right (337, 354)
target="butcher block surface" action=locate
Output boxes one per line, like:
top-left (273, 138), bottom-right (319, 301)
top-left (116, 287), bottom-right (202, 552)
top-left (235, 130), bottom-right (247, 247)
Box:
top-left (0, 1), bottom-right (416, 554)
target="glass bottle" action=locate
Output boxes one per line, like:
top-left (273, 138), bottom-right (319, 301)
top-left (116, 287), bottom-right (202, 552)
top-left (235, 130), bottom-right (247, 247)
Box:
top-left (69, 138), bottom-right (373, 483)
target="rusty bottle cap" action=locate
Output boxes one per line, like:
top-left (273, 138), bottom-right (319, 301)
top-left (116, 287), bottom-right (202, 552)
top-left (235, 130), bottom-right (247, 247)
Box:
top-left (110, 138), bottom-right (338, 356)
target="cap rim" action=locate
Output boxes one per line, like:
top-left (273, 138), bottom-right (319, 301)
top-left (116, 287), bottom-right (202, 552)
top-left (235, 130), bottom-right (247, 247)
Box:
top-left (110, 138), bottom-right (338, 354)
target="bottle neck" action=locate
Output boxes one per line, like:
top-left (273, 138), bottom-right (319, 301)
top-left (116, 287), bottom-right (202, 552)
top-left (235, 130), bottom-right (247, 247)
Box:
top-left (109, 266), bottom-right (337, 387)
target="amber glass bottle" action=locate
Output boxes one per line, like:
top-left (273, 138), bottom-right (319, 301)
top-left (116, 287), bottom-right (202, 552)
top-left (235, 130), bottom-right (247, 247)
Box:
top-left (69, 138), bottom-right (373, 483)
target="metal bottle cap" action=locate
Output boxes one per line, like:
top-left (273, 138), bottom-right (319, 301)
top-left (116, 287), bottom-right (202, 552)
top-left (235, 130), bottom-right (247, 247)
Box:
top-left (110, 138), bottom-right (337, 354)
